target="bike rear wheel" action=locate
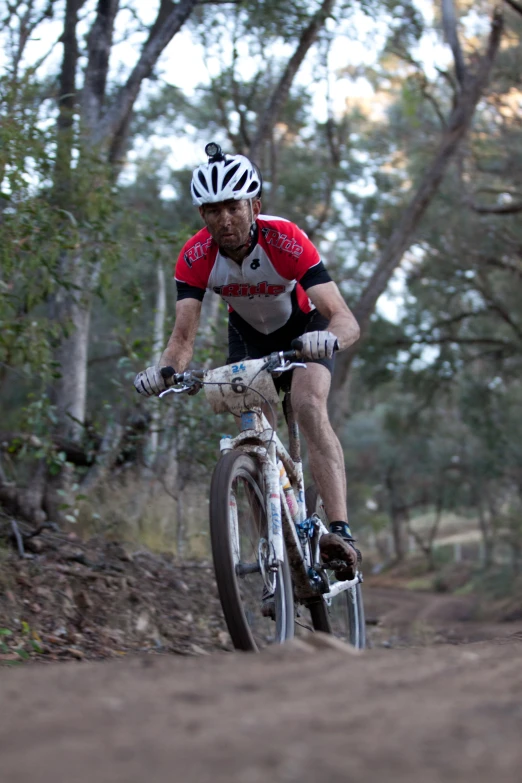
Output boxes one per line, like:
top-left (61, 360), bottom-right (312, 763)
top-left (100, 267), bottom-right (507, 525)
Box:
top-left (305, 485), bottom-right (366, 649)
top-left (210, 450), bottom-right (294, 652)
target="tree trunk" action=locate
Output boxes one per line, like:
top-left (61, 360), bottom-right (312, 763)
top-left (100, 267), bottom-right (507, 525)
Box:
top-left (51, 251), bottom-right (94, 441)
top-left (390, 506), bottom-right (407, 562)
top-left (385, 467), bottom-right (407, 562)
top-left (176, 486), bottom-right (185, 558)
top-left (148, 257), bottom-right (167, 465)
top-left (476, 497), bottom-right (493, 569)
top-left (329, 9), bottom-right (503, 427)
top-left (408, 502), bottom-right (443, 572)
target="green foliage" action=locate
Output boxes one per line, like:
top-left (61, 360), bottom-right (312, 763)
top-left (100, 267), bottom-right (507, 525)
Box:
top-left (0, 70), bottom-right (123, 414)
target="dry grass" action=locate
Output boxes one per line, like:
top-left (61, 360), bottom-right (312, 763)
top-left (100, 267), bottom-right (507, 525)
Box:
top-left (410, 511), bottom-right (478, 538)
top-left (75, 469), bottom-right (211, 557)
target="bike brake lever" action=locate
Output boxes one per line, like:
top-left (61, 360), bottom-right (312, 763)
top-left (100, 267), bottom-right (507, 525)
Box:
top-left (270, 361), bottom-right (307, 373)
top-left (159, 384), bottom-right (192, 398)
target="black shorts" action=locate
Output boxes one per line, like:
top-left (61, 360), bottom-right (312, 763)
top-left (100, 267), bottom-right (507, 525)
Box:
top-left (227, 309), bottom-right (334, 391)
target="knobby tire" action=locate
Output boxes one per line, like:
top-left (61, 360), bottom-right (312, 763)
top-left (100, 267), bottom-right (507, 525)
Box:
top-left (210, 450), bottom-right (294, 652)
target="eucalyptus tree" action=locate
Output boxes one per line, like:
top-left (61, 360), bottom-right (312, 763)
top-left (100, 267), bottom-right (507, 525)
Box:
top-left (341, 381), bottom-right (471, 563)
top-left (329, 0), bottom-right (508, 424)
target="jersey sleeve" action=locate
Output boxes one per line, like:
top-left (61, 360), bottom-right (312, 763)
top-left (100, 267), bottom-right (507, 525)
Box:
top-left (299, 261), bottom-right (331, 290)
top-left (174, 229), bottom-right (216, 301)
top-left (176, 281), bottom-right (206, 302)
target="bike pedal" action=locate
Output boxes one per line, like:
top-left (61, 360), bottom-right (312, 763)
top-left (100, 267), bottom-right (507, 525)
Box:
top-left (261, 587), bottom-right (276, 620)
top-left (261, 598), bottom-right (276, 620)
top-left (320, 559), bottom-right (346, 571)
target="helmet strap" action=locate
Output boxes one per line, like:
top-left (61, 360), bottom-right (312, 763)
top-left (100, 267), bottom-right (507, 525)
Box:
top-left (249, 198), bottom-right (257, 240)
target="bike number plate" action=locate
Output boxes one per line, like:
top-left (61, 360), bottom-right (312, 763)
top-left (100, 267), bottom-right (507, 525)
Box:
top-left (204, 359), bottom-right (279, 414)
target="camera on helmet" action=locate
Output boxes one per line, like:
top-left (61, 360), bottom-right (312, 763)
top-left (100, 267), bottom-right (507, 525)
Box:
top-left (205, 142), bottom-right (225, 163)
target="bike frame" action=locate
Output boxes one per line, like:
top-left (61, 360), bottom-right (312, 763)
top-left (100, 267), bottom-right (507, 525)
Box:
top-left (218, 404), bottom-right (361, 602)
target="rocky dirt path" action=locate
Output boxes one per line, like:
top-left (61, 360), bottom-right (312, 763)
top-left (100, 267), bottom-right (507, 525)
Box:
top-left (364, 584), bottom-right (522, 646)
top-left (2, 631), bottom-right (522, 783)
top-left (3, 556), bottom-right (522, 782)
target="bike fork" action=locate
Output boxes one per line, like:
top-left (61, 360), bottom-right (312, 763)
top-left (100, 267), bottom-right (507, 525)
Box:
top-left (265, 442), bottom-right (285, 566)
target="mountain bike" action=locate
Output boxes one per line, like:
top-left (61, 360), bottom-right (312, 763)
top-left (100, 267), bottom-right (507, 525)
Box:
top-left (160, 350), bottom-right (365, 652)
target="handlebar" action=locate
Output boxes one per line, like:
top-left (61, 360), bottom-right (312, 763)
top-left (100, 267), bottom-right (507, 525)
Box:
top-left (158, 349), bottom-right (305, 398)
top-left (160, 366), bottom-right (204, 384)
top-left (159, 339), bottom-right (338, 387)
top-left (157, 339), bottom-right (338, 399)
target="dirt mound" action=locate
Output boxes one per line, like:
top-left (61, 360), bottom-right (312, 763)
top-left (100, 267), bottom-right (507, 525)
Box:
top-left (0, 531), bottom-right (230, 663)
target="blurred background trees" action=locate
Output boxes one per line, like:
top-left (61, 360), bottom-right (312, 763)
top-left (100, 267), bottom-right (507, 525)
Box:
top-left (1, 0), bottom-right (521, 574)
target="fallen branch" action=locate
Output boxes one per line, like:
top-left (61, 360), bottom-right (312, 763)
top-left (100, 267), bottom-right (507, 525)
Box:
top-left (471, 201), bottom-right (522, 214)
top-left (0, 431), bottom-right (94, 466)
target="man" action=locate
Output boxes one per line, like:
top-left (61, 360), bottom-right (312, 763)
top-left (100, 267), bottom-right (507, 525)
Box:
top-left (134, 143), bottom-right (361, 579)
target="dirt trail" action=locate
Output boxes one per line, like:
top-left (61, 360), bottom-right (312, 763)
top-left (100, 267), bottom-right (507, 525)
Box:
top-left (2, 578), bottom-right (522, 782)
top-left (2, 620), bottom-right (522, 782)
top-left (364, 584), bottom-right (522, 646)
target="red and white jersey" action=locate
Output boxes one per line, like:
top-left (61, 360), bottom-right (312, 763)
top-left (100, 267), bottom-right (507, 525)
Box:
top-left (175, 215), bottom-right (331, 335)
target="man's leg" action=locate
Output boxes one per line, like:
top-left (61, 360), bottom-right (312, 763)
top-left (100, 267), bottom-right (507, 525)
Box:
top-left (290, 363), bottom-right (346, 521)
top-left (290, 363), bottom-right (359, 578)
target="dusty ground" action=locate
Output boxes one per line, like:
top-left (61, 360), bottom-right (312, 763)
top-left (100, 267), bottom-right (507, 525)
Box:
top-left (2, 630), bottom-right (522, 783)
top-left (364, 584), bottom-right (522, 646)
top-left (3, 535), bottom-right (522, 781)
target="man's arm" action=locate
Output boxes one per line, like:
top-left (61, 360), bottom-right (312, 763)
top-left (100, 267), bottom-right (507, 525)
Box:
top-left (306, 281), bottom-right (360, 351)
top-left (159, 298), bottom-right (202, 372)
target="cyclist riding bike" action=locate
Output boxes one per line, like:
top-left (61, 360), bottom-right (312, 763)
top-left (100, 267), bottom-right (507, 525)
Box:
top-left (134, 142), bottom-right (362, 581)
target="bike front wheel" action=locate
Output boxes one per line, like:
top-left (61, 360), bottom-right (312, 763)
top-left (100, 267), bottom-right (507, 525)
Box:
top-left (210, 450), bottom-right (294, 652)
top-left (305, 485), bottom-right (366, 649)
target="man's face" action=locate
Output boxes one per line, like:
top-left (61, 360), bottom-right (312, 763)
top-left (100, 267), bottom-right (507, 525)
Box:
top-left (199, 198), bottom-right (261, 251)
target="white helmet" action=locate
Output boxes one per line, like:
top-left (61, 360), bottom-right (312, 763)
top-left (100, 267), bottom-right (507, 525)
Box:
top-left (191, 143), bottom-right (262, 206)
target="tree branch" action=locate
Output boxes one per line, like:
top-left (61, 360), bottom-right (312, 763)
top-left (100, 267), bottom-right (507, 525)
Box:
top-left (485, 303), bottom-right (522, 341)
top-left (471, 201), bottom-right (522, 214)
top-left (474, 270), bottom-right (522, 340)
top-left (441, 0), bottom-right (467, 86)
top-left (91, 0), bottom-right (199, 149)
top-left (9, 0), bottom-right (58, 79)
top-left (388, 46), bottom-right (448, 127)
top-left (231, 45), bottom-right (251, 153)
top-left (484, 257), bottom-right (522, 280)
top-left (308, 38), bottom-right (344, 239)
top-left (248, 0), bottom-right (336, 162)
top-left (503, 0), bottom-right (522, 16)
top-left (430, 309), bottom-right (488, 330)
top-left (0, 431), bottom-right (94, 466)
top-left (387, 336), bottom-right (517, 349)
